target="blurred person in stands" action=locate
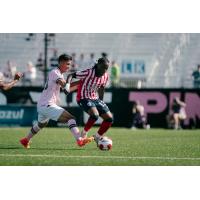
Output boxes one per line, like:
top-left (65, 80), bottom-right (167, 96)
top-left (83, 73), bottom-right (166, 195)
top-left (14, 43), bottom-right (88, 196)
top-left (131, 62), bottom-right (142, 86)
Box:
top-left (19, 54), bottom-right (93, 149)
top-left (101, 52), bottom-right (108, 59)
top-left (192, 64), bottom-right (200, 88)
top-left (110, 60), bottom-right (120, 87)
top-left (36, 52), bottom-right (44, 70)
top-left (3, 60), bottom-right (17, 81)
top-left (70, 53), bottom-right (78, 72)
top-left (77, 53), bottom-right (87, 70)
top-left (87, 53), bottom-right (96, 67)
top-left (23, 61), bottom-right (36, 86)
top-left (0, 71), bottom-right (23, 90)
top-left (131, 100), bottom-right (150, 130)
top-left (66, 57), bottom-right (113, 145)
top-left (66, 52), bottom-right (78, 105)
top-left (167, 97), bottom-right (187, 130)
top-left (50, 49), bottom-right (58, 68)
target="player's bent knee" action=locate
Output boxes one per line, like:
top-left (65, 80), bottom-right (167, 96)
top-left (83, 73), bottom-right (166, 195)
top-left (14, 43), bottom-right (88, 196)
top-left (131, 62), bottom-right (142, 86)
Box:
top-left (59, 111), bottom-right (76, 123)
top-left (66, 116), bottom-right (76, 123)
top-left (38, 122), bottom-right (48, 128)
top-left (90, 114), bottom-right (99, 121)
top-left (105, 117), bottom-right (113, 123)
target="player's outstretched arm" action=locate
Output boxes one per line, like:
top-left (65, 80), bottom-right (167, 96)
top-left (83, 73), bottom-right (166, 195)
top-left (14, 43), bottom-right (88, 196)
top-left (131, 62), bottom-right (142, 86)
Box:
top-left (0, 72), bottom-right (23, 91)
top-left (57, 78), bottom-right (73, 95)
top-left (66, 73), bottom-right (76, 84)
top-left (70, 80), bottom-right (80, 92)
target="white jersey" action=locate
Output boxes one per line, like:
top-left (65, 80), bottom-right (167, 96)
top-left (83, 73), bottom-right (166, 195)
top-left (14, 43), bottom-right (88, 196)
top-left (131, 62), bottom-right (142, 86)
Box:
top-left (38, 68), bottom-right (64, 107)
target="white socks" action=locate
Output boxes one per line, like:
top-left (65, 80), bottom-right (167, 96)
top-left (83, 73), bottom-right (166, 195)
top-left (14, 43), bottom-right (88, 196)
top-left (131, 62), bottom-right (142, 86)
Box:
top-left (27, 123), bottom-right (41, 141)
top-left (67, 119), bottom-right (81, 140)
top-left (95, 133), bottom-right (101, 138)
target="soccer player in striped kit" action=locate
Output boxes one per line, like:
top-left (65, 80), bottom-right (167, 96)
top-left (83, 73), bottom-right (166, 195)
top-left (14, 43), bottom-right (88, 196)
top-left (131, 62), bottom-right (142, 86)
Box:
top-left (20, 54), bottom-right (93, 149)
top-left (66, 57), bottom-right (113, 145)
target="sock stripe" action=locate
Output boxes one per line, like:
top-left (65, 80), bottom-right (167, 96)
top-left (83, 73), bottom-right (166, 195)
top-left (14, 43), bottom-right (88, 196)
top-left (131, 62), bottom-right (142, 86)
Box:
top-left (31, 127), bottom-right (37, 134)
top-left (68, 124), bottom-right (77, 129)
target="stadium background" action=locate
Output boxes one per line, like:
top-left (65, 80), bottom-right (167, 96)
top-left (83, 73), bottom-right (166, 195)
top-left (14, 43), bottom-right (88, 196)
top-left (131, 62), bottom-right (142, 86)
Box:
top-left (0, 33), bottom-right (199, 128)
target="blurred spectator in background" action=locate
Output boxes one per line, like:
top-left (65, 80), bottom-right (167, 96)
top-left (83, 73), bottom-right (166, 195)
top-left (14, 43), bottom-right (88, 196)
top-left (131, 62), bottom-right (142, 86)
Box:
top-left (101, 52), bottom-right (108, 59)
top-left (166, 97), bottom-right (187, 130)
top-left (3, 60), bottom-right (17, 81)
top-left (0, 71), bottom-right (23, 90)
top-left (192, 64), bottom-right (200, 88)
top-left (36, 53), bottom-right (44, 70)
top-left (25, 33), bottom-right (36, 41)
top-left (70, 53), bottom-right (78, 72)
top-left (87, 53), bottom-right (96, 66)
top-left (23, 61), bottom-right (36, 86)
top-left (110, 60), bottom-right (120, 87)
top-left (131, 100), bottom-right (150, 130)
top-left (77, 53), bottom-right (87, 70)
top-left (50, 49), bottom-right (58, 68)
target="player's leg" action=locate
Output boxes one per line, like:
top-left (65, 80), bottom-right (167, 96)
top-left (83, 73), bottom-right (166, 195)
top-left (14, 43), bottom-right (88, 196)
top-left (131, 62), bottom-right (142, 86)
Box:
top-left (57, 110), bottom-right (81, 140)
top-left (26, 121), bottom-right (48, 140)
top-left (78, 99), bottom-right (99, 138)
top-left (94, 111), bottom-right (113, 139)
top-left (93, 100), bottom-right (113, 142)
top-left (19, 111), bottom-right (49, 149)
top-left (57, 108), bottom-right (93, 146)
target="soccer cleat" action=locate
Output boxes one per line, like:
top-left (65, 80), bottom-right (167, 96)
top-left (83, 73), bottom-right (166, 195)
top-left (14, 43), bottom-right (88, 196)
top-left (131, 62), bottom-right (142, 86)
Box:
top-left (20, 137), bottom-right (30, 149)
top-left (76, 137), bottom-right (94, 147)
top-left (93, 135), bottom-right (102, 146)
top-left (82, 136), bottom-right (94, 145)
top-left (76, 138), bottom-right (84, 146)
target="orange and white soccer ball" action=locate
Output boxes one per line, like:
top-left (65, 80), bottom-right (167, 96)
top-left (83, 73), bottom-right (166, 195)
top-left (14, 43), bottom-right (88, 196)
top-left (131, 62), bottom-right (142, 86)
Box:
top-left (98, 137), bottom-right (112, 151)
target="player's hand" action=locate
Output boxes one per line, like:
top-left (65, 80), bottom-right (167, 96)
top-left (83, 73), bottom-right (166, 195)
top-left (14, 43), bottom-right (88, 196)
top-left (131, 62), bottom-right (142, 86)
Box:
top-left (65, 83), bottom-right (70, 93)
top-left (14, 72), bottom-right (23, 81)
top-left (63, 89), bottom-right (69, 96)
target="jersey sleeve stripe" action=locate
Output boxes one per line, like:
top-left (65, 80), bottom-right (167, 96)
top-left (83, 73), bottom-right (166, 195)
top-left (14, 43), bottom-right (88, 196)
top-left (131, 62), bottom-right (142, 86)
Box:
top-left (56, 78), bottom-right (63, 83)
top-left (75, 69), bottom-right (89, 79)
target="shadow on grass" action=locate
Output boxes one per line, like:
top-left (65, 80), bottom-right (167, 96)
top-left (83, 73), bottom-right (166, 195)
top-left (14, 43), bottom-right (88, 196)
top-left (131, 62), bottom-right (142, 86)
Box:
top-left (31, 147), bottom-right (85, 151)
top-left (0, 145), bottom-right (21, 150)
top-left (0, 146), bottom-right (85, 151)
top-left (0, 144), bottom-right (96, 151)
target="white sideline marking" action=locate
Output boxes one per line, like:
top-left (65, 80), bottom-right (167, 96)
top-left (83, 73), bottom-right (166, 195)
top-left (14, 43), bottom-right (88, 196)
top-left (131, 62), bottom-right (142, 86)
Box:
top-left (0, 154), bottom-right (200, 161)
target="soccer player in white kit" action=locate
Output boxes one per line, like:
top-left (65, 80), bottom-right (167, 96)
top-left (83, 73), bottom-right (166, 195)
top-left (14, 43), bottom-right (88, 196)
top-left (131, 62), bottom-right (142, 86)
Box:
top-left (20, 54), bottom-right (93, 148)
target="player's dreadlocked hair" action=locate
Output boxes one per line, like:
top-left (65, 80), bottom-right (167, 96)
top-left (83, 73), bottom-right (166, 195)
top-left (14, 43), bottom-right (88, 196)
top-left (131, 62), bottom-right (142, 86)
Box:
top-left (97, 57), bottom-right (109, 65)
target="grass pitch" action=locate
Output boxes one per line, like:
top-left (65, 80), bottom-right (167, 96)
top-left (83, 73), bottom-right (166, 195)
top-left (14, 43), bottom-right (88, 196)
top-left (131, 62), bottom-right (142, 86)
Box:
top-left (0, 127), bottom-right (199, 166)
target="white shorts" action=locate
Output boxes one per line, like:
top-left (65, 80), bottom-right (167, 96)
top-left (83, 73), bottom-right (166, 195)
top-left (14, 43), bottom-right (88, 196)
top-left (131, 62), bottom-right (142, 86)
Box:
top-left (37, 104), bottom-right (65, 123)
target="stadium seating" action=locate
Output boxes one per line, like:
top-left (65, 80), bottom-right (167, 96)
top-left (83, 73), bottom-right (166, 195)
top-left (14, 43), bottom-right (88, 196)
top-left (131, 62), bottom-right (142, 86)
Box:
top-left (0, 33), bottom-right (198, 88)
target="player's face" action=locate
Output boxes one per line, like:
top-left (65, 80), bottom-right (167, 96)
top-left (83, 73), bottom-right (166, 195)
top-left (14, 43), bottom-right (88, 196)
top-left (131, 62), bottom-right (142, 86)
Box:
top-left (96, 62), bottom-right (109, 76)
top-left (59, 60), bottom-right (72, 73)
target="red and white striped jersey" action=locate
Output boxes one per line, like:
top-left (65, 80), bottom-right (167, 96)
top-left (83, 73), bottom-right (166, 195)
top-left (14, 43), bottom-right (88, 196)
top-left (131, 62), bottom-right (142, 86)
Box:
top-left (75, 67), bottom-right (108, 101)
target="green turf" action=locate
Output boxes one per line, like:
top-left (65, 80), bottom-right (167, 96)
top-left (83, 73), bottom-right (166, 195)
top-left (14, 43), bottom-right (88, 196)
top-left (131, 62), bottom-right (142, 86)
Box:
top-left (0, 127), bottom-right (199, 166)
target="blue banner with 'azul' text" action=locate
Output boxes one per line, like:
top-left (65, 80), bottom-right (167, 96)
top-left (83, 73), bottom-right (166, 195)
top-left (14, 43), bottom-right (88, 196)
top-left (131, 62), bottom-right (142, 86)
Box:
top-left (0, 106), bottom-right (37, 126)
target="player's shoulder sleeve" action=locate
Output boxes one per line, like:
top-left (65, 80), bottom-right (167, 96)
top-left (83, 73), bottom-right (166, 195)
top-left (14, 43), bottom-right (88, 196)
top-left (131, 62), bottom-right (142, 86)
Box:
top-left (51, 69), bottom-right (63, 83)
top-left (74, 68), bottom-right (89, 79)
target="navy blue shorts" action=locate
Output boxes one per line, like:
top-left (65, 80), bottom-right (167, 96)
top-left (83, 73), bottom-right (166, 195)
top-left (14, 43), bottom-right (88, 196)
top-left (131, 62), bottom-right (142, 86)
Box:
top-left (77, 99), bottom-right (110, 116)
